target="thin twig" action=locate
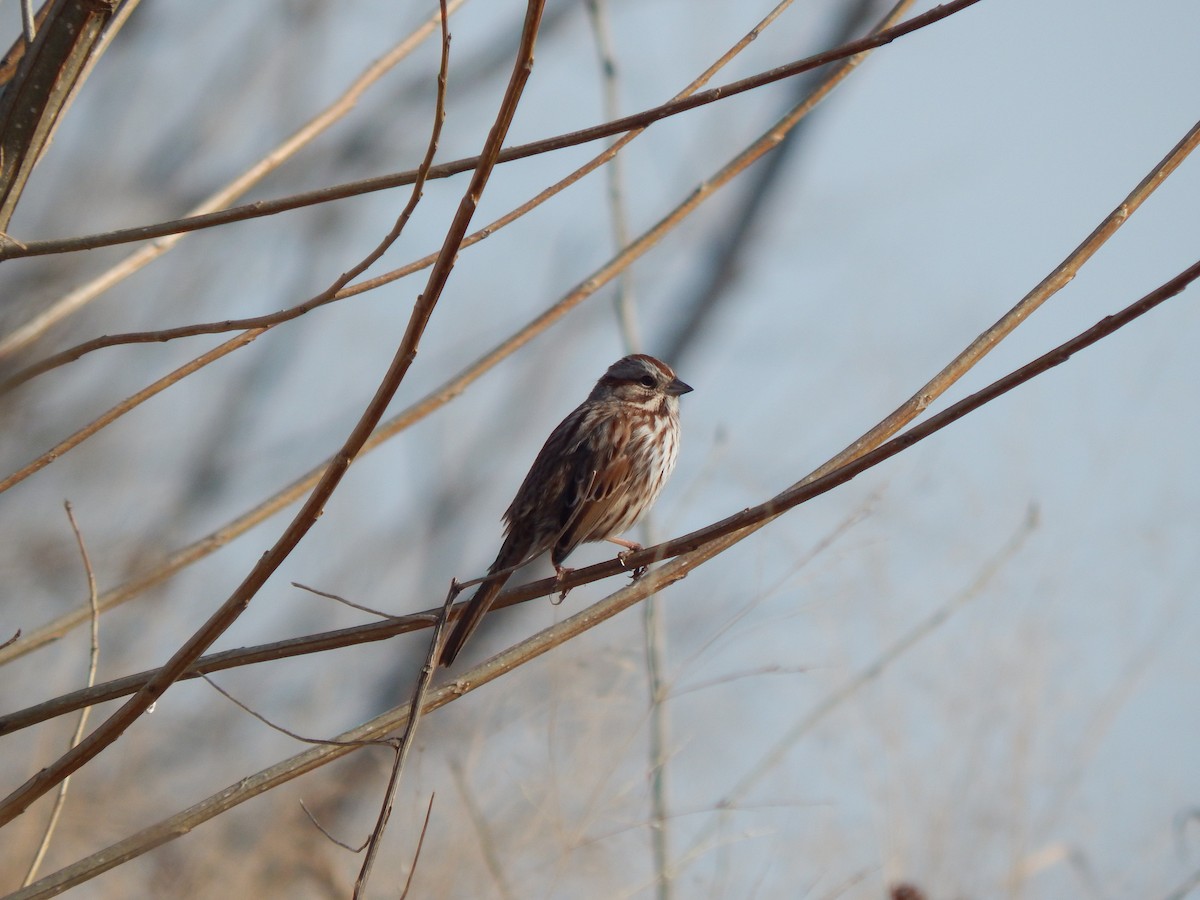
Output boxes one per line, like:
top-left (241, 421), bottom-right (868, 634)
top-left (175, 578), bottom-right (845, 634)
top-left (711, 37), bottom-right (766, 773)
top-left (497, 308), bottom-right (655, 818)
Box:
top-left (0, 0), bottom-right (468, 827)
top-left (399, 793), bottom-right (436, 899)
top-left (0, 0), bottom-right (468, 358)
top-left (20, 502), bottom-right (100, 887)
top-left (300, 800), bottom-right (370, 854)
top-left (202, 675), bottom-right (394, 750)
top-left (670, 666), bottom-right (812, 699)
top-left (354, 576), bottom-right (460, 898)
top-left (291, 581), bottom-right (394, 620)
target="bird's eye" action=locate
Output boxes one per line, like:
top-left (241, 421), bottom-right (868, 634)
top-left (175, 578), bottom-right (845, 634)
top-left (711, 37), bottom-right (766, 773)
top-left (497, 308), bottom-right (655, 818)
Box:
top-left (639, 375), bottom-right (656, 388)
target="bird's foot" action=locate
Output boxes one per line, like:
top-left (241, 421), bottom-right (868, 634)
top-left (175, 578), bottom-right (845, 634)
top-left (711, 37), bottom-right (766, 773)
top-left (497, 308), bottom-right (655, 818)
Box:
top-left (552, 565), bottom-right (575, 604)
top-left (617, 548), bottom-right (648, 581)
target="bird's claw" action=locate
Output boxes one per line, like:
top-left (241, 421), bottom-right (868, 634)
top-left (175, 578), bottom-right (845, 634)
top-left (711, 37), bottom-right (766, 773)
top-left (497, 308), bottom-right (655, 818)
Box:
top-left (552, 565), bottom-right (574, 604)
top-left (617, 549), bottom-right (647, 581)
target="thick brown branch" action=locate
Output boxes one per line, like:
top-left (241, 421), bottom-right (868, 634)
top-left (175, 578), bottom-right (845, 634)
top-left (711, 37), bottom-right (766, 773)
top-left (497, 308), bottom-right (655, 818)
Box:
top-left (0, 0), bottom-right (118, 230)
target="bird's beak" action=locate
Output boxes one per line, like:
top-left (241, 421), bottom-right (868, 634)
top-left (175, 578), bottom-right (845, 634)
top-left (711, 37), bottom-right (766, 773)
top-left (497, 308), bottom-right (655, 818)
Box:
top-left (666, 377), bottom-right (693, 396)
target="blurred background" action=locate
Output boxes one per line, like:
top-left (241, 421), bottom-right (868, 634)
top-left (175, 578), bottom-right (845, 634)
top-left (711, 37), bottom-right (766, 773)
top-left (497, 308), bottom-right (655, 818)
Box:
top-left (1, 0), bottom-right (1198, 896)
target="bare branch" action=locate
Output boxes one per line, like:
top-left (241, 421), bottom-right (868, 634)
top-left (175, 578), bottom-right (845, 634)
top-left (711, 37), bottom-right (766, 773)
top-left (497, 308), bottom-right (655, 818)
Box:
top-left (0, 0), bottom-right (986, 390)
top-left (0, 0), bottom-right (467, 358)
top-left (0, 0), bottom-right (118, 230)
top-left (0, 0), bottom-right (477, 826)
top-left (0, 0), bottom-right (943, 662)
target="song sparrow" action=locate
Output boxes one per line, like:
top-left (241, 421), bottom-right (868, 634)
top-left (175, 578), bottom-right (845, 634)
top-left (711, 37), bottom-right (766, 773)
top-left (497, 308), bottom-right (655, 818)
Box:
top-left (439, 354), bottom-right (692, 666)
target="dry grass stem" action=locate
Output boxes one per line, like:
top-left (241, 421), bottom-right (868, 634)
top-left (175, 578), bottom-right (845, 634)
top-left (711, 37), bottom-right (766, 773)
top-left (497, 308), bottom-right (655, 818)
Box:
top-left (291, 581), bottom-right (395, 620)
top-left (19, 502), bottom-right (100, 887)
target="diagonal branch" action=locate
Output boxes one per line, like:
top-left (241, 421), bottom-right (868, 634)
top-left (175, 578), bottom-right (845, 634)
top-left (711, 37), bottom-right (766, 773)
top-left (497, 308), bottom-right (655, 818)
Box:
top-left (0, 0), bottom-right (483, 828)
top-left (0, 0), bottom-right (984, 390)
top-left (0, 0), bottom-right (984, 264)
top-left (0, 0), bottom-right (119, 231)
top-left (0, 0), bottom-right (468, 357)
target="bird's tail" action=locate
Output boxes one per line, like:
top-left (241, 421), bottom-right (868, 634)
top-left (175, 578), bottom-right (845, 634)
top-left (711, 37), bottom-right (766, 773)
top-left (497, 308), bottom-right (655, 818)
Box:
top-left (439, 538), bottom-right (527, 667)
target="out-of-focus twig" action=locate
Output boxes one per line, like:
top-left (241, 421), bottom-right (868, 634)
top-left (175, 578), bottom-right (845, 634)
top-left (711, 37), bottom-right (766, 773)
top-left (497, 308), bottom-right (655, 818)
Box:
top-left (688, 504), bottom-right (1039, 858)
top-left (449, 760), bottom-right (517, 900)
top-left (661, 0), bottom-right (880, 365)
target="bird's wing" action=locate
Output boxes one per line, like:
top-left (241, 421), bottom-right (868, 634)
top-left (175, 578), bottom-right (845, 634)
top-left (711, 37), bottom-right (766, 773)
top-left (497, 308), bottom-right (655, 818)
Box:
top-left (551, 418), bottom-right (635, 565)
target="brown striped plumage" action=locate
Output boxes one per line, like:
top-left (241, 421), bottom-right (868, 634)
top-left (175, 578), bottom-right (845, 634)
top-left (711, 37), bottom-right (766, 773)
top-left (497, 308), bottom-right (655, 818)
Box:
top-left (439, 354), bottom-right (692, 666)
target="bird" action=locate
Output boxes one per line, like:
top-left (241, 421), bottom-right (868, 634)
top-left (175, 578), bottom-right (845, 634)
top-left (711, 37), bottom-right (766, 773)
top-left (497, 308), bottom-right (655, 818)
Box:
top-left (439, 354), bottom-right (692, 666)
